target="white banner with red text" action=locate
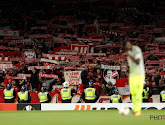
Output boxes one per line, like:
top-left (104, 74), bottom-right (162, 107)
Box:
top-left (64, 71), bottom-right (82, 85)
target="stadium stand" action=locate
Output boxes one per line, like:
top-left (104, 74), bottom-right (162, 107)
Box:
top-left (0, 0), bottom-right (164, 103)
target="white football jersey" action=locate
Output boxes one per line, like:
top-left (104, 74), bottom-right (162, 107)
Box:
top-left (127, 45), bottom-right (145, 77)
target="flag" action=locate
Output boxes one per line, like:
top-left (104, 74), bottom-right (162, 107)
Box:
top-left (116, 78), bottom-right (131, 102)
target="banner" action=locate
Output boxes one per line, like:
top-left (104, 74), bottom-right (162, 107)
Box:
top-left (14, 61), bottom-right (25, 70)
top-left (56, 51), bottom-right (77, 55)
top-left (86, 53), bottom-right (106, 56)
top-left (28, 66), bottom-right (55, 70)
top-left (41, 103), bottom-right (165, 111)
top-left (146, 69), bottom-right (156, 74)
top-left (71, 44), bottom-right (89, 54)
top-left (155, 37), bottom-right (165, 42)
top-left (25, 58), bottom-right (40, 63)
top-left (10, 74), bottom-right (31, 80)
top-left (39, 73), bottom-right (59, 80)
top-left (0, 61), bottom-right (12, 64)
top-left (0, 64), bottom-right (13, 71)
top-left (95, 44), bottom-right (121, 48)
top-left (64, 71), bottom-right (82, 85)
top-left (0, 46), bottom-right (19, 51)
top-left (0, 30), bottom-right (19, 36)
top-left (125, 37), bottom-right (145, 41)
top-left (45, 56), bottom-right (67, 61)
top-left (11, 76), bottom-right (26, 80)
top-left (64, 66), bottom-right (84, 71)
top-left (145, 61), bottom-right (161, 65)
top-left (0, 56), bottom-right (11, 61)
top-left (81, 63), bottom-right (98, 67)
top-left (101, 64), bottom-right (120, 85)
top-left (40, 58), bottom-right (59, 64)
top-left (17, 74), bottom-right (31, 78)
top-left (11, 57), bottom-right (22, 61)
top-left (24, 51), bottom-right (36, 59)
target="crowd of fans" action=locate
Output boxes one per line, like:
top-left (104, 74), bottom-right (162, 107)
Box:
top-left (0, 0), bottom-right (164, 99)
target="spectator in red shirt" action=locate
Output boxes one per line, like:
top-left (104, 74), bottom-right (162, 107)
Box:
top-left (93, 77), bottom-right (102, 94)
top-left (4, 72), bottom-right (12, 86)
top-left (77, 84), bottom-right (84, 95)
top-left (11, 80), bottom-right (20, 93)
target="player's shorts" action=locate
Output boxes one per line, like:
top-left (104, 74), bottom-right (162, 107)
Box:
top-left (129, 75), bottom-right (145, 95)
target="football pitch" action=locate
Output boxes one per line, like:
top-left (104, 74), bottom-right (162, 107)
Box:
top-left (0, 110), bottom-right (164, 125)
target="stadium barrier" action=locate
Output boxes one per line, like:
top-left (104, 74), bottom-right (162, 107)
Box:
top-left (41, 103), bottom-right (165, 111)
top-left (17, 104), bottom-right (41, 111)
top-left (0, 104), bottom-right (17, 111)
top-left (1, 103), bottom-right (165, 111)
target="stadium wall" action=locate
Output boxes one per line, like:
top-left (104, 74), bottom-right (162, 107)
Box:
top-left (0, 103), bottom-right (165, 111)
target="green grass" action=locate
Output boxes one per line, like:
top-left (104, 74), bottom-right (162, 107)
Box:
top-left (0, 110), bottom-right (165, 125)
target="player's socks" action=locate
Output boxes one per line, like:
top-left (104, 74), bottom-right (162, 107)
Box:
top-left (135, 111), bottom-right (141, 116)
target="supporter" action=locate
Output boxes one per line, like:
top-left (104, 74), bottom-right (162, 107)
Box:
top-left (81, 65), bottom-right (89, 89)
top-left (151, 81), bottom-right (160, 95)
top-left (120, 71), bottom-right (126, 78)
top-left (145, 79), bottom-right (152, 87)
top-left (154, 71), bottom-right (161, 86)
top-left (88, 71), bottom-right (95, 82)
top-left (106, 83), bottom-right (115, 96)
top-left (11, 80), bottom-right (20, 93)
top-left (25, 80), bottom-right (32, 91)
top-left (93, 77), bottom-right (102, 94)
top-left (29, 68), bottom-right (39, 91)
top-left (55, 78), bottom-right (62, 85)
top-left (100, 84), bottom-right (108, 95)
top-left (126, 71), bottom-right (129, 78)
top-left (18, 79), bottom-right (26, 88)
top-left (39, 77), bottom-right (56, 91)
top-left (94, 69), bottom-right (102, 79)
top-left (0, 0), bottom-right (164, 104)
top-left (158, 79), bottom-right (165, 92)
top-left (4, 72), bottom-right (12, 86)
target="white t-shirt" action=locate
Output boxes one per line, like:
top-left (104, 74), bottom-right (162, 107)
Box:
top-left (127, 45), bottom-right (145, 77)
